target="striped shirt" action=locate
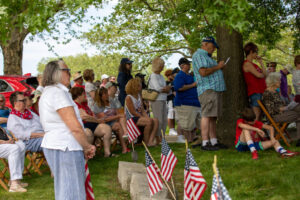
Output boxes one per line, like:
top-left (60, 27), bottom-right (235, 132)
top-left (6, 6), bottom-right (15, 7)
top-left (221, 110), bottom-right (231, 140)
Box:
top-left (192, 49), bottom-right (226, 95)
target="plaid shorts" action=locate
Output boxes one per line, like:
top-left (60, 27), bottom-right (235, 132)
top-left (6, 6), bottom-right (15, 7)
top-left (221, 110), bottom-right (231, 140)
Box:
top-left (235, 140), bottom-right (264, 152)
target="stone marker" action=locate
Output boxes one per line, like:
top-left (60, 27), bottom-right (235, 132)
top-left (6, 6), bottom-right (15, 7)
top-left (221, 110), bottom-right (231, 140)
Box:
top-left (165, 135), bottom-right (178, 143)
top-left (118, 161), bottom-right (146, 191)
top-left (130, 173), bottom-right (170, 200)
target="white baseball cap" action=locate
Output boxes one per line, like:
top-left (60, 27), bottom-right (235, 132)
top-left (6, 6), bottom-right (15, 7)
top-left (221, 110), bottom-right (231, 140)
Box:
top-left (101, 74), bottom-right (109, 81)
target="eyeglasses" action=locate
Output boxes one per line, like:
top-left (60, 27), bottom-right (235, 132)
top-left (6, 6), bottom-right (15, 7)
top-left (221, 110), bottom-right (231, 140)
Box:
top-left (60, 68), bottom-right (71, 75)
top-left (17, 99), bottom-right (26, 103)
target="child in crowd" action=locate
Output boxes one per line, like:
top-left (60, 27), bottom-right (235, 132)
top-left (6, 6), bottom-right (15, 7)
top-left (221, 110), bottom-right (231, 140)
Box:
top-left (235, 108), bottom-right (298, 160)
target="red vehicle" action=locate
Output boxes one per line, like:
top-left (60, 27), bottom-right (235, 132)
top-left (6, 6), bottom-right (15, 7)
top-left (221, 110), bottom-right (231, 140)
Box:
top-left (0, 75), bottom-right (38, 108)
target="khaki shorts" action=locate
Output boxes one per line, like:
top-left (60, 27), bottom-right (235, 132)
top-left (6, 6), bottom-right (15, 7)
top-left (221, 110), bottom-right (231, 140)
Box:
top-left (198, 89), bottom-right (223, 117)
top-left (175, 105), bottom-right (201, 131)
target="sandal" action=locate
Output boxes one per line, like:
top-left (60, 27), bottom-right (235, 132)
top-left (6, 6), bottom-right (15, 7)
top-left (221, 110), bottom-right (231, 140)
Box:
top-left (104, 153), bottom-right (119, 158)
top-left (122, 148), bottom-right (131, 154)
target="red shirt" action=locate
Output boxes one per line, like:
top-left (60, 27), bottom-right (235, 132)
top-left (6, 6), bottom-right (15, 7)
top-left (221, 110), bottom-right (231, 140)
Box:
top-left (75, 102), bottom-right (93, 123)
top-left (235, 119), bottom-right (263, 145)
top-left (242, 60), bottom-right (266, 96)
top-left (73, 83), bottom-right (85, 89)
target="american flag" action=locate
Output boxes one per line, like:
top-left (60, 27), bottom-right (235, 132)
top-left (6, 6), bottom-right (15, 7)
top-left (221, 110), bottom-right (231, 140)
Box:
top-left (161, 138), bottom-right (177, 182)
top-left (145, 151), bottom-right (163, 196)
top-left (126, 118), bottom-right (141, 143)
top-left (210, 170), bottom-right (231, 200)
top-left (184, 149), bottom-right (207, 200)
top-left (85, 161), bottom-right (95, 200)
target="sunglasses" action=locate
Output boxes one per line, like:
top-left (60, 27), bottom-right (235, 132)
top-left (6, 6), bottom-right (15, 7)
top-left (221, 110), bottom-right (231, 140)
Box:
top-left (17, 99), bottom-right (26, 103)
top-left (60, 68), bottom-right (71, 75)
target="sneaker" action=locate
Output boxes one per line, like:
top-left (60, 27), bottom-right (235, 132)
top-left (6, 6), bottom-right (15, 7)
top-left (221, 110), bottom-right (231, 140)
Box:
top-left (213, 143), bottom-right (228, 149)
top-left (8, 181), bottom-right (28, 188)
top-left (9, 184), bottom-right (27, 193)
top-left (251, 151), bottom-right (259, 160)
top-left (286, 150), bottom-right (300, 156)
top-left (296, 140), bottom-right (300, 147)
top-left (176, 135), bottom-right (186, 143)
top-left (201, 143), bottom-right (219, 151)
top-left (281, 152), bottom-right (296, 158)
top-left (169, 129), bottom-right (178, 136)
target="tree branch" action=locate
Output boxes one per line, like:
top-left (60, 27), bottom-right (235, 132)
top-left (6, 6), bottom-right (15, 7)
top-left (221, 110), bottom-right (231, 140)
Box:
top-left (140, 0), bottom-right (163, 12)
top-left (275, 45), bottom-right (295, 57)
top-left (125, 45), bottom-right (191, 57)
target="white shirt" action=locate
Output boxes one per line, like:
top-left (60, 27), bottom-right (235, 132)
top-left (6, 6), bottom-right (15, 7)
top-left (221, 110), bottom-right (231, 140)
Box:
top-left (148, 73), bottom-right (167, 101)
top-left (7, 112), bottom-right (44, 141)
top-left (39, 83), bottom-right (84, 151)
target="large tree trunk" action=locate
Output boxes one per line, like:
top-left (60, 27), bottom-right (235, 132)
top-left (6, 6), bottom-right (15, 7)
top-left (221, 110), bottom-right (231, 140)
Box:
top-left (216, 26), bottom-right (248, 147)
top-left (0, 28), bottom-right (28, 75)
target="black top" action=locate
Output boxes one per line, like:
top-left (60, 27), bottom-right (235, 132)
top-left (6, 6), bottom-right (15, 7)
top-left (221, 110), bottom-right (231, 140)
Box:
top-left (117, 71), bottom-right (133, 106)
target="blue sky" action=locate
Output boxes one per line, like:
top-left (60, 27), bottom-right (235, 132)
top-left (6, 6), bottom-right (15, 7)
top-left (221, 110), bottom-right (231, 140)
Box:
top-left (0, 1), bottom-right (182, 76)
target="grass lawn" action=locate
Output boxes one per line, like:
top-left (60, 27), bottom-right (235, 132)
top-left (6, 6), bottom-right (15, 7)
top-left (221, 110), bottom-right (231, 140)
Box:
top-left (0, 143), bottom-right (300, 200)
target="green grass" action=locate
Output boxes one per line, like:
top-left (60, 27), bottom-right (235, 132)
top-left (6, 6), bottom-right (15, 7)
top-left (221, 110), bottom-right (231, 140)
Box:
top-left (1, 143), bottom-right (300, 200)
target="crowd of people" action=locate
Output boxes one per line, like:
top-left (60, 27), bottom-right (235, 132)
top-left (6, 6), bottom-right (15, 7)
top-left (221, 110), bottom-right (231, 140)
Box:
top-left (0, 36), bottom-right (299, 199)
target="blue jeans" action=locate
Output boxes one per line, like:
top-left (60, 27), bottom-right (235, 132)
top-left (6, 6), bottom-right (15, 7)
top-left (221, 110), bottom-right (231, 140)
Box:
top-left (24, 138), bottom-right (43, 152)
top-left (43, 148), bottom-right (86, 200)
top-left (249, 93), bottom-right (262, 107)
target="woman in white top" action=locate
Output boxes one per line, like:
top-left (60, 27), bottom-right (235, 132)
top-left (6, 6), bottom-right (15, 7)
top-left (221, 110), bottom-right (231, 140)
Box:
top-left (125, 78), bottom-right (158, 146)
top-left (83, 69), bottom-right (97, 110)
top-left (148, 57), bottom-right (172, 144)
top-left (39, 60), bottom-right (96, 200)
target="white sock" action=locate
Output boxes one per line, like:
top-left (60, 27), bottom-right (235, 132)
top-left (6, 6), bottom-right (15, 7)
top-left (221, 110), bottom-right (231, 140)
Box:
top-left (210, 138), bottom-right (218, 146)
top-left (202, 140), bottom-right (209, 146)
top-left (276, 146), bottom-right (287, 154)
top-left (247, 141), bottom-right (256, 153)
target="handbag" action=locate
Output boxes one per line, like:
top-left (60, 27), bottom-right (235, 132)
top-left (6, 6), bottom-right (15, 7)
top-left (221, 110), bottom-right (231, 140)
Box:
top-left (142, 74), bottom-right (159, 101)
top-left (0, 127), bottom-right (9, 141)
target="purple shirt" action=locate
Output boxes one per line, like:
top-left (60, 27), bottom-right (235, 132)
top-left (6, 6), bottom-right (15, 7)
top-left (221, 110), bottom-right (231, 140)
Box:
top-left (280, 70), bottom-right (288, 98)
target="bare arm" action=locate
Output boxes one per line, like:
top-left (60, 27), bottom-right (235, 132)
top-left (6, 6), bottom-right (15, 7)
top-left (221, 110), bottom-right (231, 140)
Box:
top-left (30, 133), bottom-right (44, 138)
top-left (178, 82), bottom-right (197, 92)
top-left (79, 109), bottom-right (101, 123)
top-left (262, 124), bottom-right (275, 139)
top-left (243, 62), bottom-right (265, 78)
top-left (199, 61), bottom-right (225, 77)
top-left (57, 106), bottom-right (95, 159)
top-left (97, 112), bottom-right (122, 122)
top-left (0, 117), bottom-right (8, 124)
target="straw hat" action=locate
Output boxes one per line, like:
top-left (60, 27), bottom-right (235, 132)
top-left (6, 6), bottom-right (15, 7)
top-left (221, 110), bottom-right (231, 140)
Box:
top-left (73, 71), bottom-right (83, 81)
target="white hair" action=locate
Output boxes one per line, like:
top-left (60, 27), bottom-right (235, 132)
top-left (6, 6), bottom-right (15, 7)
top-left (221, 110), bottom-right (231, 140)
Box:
top-left (266, 72), bottom-right (281, 87)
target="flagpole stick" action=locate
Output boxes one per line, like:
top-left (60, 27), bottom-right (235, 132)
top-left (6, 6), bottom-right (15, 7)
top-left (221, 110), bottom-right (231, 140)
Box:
top-left (142, 141), bottom-right (176, 200)
top-left (213, 155), bottom-right (223, 200)
top-left (131, 142), bottom-right (135, 151)
top-left (162, 130), bottom-right (177, 199)
top-left (185, 140), bottom-right (196, 200)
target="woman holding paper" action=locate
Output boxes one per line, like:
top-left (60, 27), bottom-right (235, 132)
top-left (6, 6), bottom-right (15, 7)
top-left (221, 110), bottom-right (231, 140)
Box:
top-left (242, 42), bottom-right (267, 121)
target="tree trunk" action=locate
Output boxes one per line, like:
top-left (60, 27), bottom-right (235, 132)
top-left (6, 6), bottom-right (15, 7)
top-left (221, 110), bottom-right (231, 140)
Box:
top-left (0, 28), bottom-right (28, 75)
top-left (216, 26), bottom-right (247, 147)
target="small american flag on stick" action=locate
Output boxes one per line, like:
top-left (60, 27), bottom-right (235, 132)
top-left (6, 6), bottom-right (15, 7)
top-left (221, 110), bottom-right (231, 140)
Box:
top-left (145, 151), bottom-right (163, 196)
top-left (126, 118), bottom-right (141, 143)
top-left (184, 149), bottom-right (207, 200)
top-left (161, 138), bottom-right (178, 182)
top-left (85, 160), bottom-right (95, 200)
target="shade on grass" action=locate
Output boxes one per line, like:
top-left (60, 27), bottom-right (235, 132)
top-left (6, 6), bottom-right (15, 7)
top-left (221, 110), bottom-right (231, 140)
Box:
top-left (0, 143), bottom-right (300, 200)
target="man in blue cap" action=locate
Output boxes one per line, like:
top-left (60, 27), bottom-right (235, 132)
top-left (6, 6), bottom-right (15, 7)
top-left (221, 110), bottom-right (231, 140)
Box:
top-left (192, 36), bottom-right (227, 151)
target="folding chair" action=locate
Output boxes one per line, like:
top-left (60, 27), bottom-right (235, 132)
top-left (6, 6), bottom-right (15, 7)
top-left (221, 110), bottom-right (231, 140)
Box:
top-left (257, 100), bottom-right (290, 147)
top-left (0, 158), bottom-right (9, 191)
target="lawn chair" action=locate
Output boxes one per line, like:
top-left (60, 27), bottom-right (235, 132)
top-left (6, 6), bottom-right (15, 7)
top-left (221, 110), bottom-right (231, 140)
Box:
top-left (257, 100), bottom-right (290, 147)
top-left (0, 158), bottom-right (9, 191)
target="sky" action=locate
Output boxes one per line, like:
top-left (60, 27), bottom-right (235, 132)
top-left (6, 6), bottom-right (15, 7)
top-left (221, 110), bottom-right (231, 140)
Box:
top-left (0, 1), bottom-right (182, 76)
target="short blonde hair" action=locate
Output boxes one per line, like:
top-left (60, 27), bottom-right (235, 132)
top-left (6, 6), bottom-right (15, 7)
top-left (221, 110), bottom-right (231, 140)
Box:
top-left (266, 72), bottom-right (281, 87)
top-left (152, 57), bottom-right (165, 73)
top-left (125, 78), bottom-right (141, 95)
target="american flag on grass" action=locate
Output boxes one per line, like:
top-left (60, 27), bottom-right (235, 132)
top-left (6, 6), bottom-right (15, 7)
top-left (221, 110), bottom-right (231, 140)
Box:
top-left (126, 118), bottom-right (141, 143)
top-left (145, 151), bottom-right (163, 196)
top-left (85, 160), bottom-right (95, 200)
top-left (161, 138), bottom-right (177, 181)
top-left (184, 149), bottom-right (207, 200)
top-left (210, 170), bottom-right (231, 200)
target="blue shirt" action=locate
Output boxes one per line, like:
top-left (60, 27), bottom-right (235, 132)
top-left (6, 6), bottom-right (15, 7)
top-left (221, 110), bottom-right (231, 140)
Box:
top-left (0, 108), bottom-right (10, 128)
top-left (192, 49), bottom-right (226, 95)
top-left (173, 71), bottom-right (200, 107)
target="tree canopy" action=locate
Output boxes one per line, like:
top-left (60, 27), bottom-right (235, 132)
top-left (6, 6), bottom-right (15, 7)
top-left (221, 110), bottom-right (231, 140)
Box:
top-left (82, 0), bottom-right (299, 69)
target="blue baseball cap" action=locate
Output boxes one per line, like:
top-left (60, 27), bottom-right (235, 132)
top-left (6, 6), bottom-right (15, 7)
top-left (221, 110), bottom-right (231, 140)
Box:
top-left (120, 58), bottom-right (134, 64)
top-left (202, 36), bottom-right (219, 49)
